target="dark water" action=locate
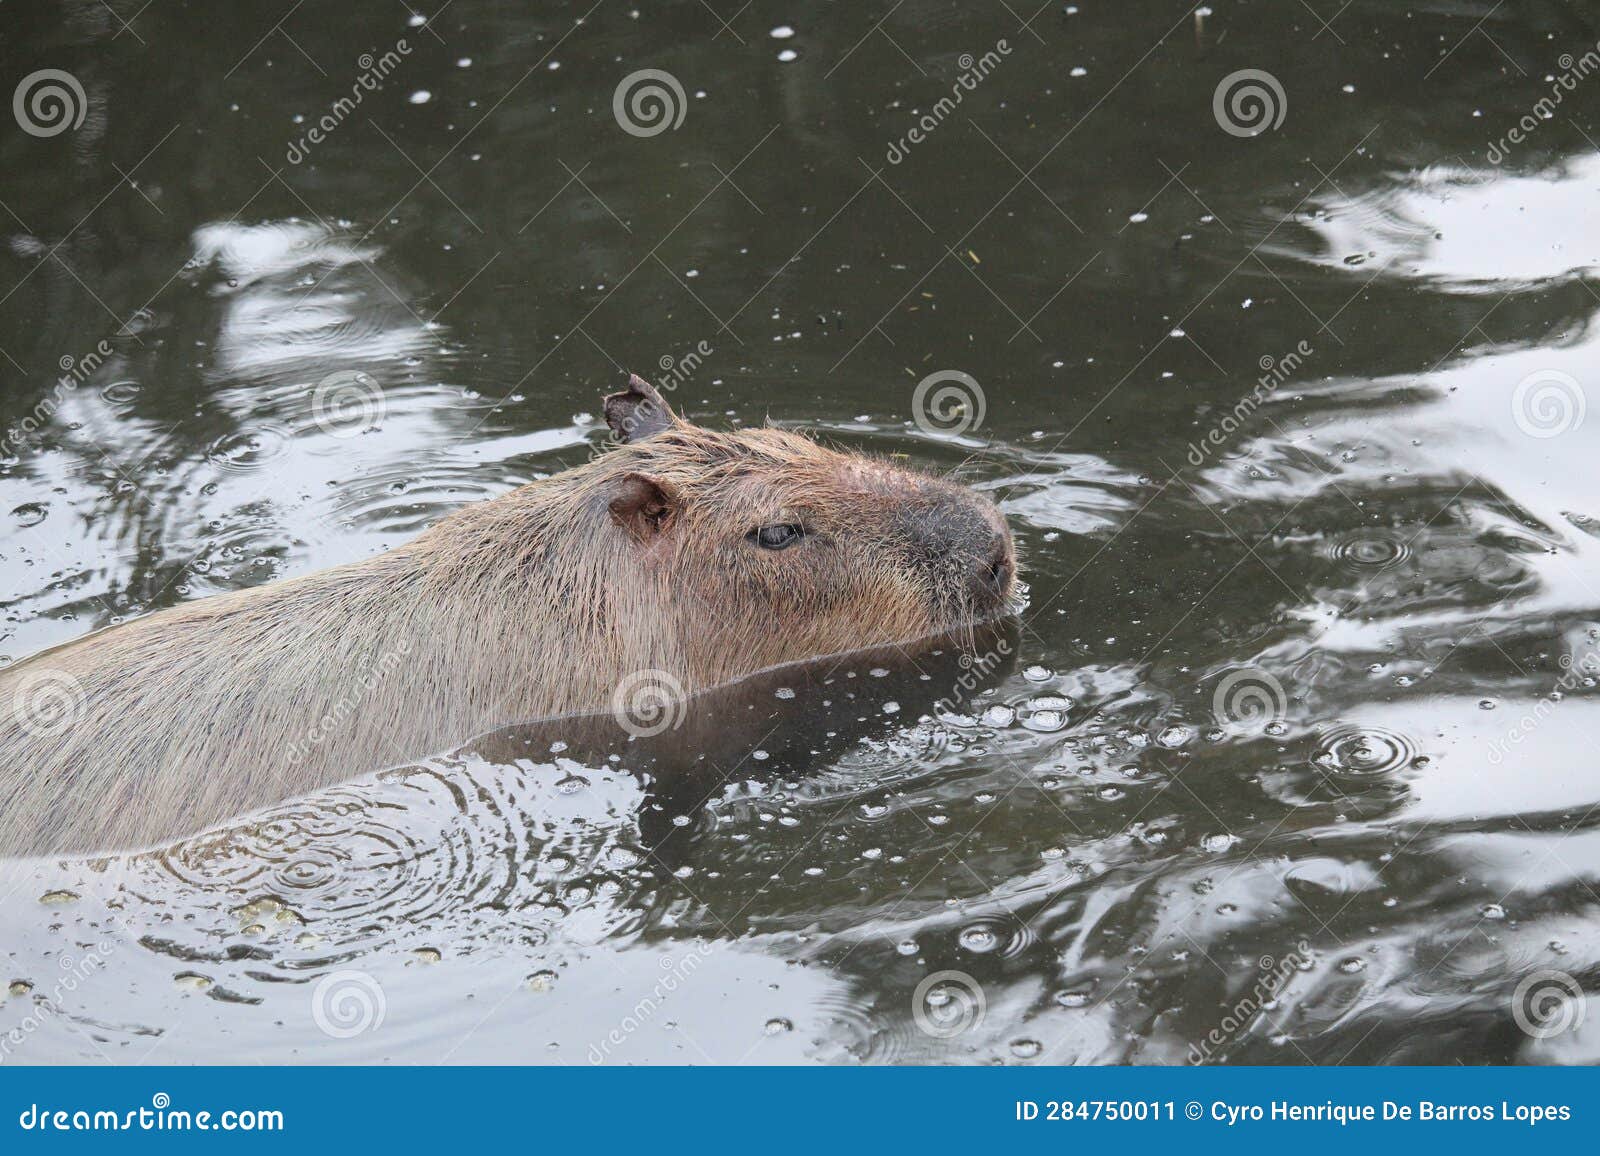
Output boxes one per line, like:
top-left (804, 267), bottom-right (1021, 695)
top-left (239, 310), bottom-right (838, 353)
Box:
top-left (5, 0), bottom-right (1600, 1064)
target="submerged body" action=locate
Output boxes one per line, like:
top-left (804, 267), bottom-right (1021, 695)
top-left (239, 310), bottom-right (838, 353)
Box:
top-left (0, 377), bottom-right (1014, 855)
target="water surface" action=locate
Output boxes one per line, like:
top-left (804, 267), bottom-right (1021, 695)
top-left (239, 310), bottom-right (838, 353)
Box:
top-left (4, 0), bottom-right (1600, 1064)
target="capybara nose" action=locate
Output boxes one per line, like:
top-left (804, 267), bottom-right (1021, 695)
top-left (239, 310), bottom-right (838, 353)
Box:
top-left (972, 530), bottom-right (1014, 601)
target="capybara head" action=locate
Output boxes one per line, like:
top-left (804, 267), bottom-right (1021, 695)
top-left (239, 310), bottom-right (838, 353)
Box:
top-left (578, 375), bottom-right (1016, 686)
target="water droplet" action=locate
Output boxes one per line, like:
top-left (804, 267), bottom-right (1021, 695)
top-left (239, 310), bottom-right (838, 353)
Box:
top-left (958, 925), bottom-right (999, 953)
top-left (527, 969), bottom-right (559, 992)
top-left (1010, 1038), bottom-right (1043, 1058)
top-left (764, 1017), bottom-right (793, 1034)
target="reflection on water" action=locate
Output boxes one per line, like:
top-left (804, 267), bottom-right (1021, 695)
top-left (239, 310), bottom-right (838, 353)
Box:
top-left (6, 0), bottom-right (1600, 1064)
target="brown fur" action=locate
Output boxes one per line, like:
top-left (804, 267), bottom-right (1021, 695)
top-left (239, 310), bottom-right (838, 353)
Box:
top-left (0, 378), bottom-right (1014, 855)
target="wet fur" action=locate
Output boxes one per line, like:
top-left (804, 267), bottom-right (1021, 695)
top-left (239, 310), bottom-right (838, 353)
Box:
top-left (0, 390), bottom-right (1013, 855)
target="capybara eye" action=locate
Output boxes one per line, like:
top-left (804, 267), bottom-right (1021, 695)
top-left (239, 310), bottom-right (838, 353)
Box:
top-left (749, 523), bottom-right (804, 551)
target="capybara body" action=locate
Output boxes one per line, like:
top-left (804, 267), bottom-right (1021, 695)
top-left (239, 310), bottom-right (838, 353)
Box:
top-left (0, 377), bottom-right (1014, 854)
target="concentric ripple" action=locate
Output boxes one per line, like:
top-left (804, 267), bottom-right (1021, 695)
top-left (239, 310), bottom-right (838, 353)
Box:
top-left (1309, 724), bottom-right (1419, 779)
top-left (1327, 530), bottom-right (1412, 571)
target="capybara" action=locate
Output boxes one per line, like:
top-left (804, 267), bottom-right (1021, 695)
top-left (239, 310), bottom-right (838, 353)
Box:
top-left (0, 375), bottom-right (1015, 854)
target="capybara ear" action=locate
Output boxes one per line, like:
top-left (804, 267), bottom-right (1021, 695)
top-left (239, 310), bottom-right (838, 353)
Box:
top-left (608, 471), bottom-right (679, 540)
top-left (604, 373), bottom-right (677, 443)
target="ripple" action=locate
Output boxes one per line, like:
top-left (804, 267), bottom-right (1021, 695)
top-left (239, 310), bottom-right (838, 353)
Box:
top-left (1327, 530), bottom-right (1411, 571)
top-left (204, 424), bottom-right (293, 474)
top-left (1309, 724), bottom-right (1419, 779)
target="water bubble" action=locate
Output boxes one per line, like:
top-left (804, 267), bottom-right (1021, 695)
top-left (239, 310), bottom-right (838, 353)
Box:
top-left (764, 1017), bottom-right (793, 1034)
top-left (981, 705), bottom-right (1016, 727)
top-left (1010, 1038), bottom-right (1043, 1058)
top-left (958, 925), bottom-right (999, 953)
top-left (526, 969), bottom-right (559, 992)
top-left (1023, 665), bottom-right (1053, 682)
